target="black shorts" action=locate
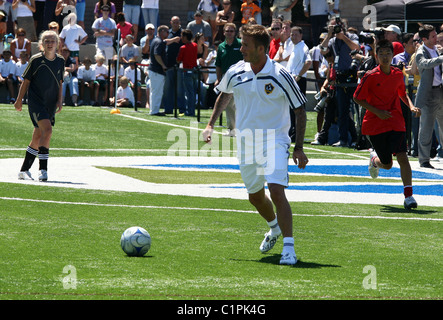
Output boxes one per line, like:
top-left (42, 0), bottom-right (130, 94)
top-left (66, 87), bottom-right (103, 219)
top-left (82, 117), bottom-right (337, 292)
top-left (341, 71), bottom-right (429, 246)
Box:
top-left (28, 103), bottom-right (56, 128)
top-left (368, 131), bottom-right (407, 165)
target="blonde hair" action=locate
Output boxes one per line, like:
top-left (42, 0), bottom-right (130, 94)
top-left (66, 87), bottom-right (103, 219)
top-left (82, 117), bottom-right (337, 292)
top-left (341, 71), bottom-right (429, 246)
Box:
top-left (48, 21), bottom-right (59, 32)
top-left (38, 30), bottom-right (60, 51)
top-left (95, 54), bottom-right (106, 63)
top-left (119, 76), bottom-right (129, 85)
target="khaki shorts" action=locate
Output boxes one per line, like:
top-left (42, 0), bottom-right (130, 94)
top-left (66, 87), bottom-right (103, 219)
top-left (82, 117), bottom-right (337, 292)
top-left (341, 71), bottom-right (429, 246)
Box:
top-left (201, 10), bottom-right (217, 21)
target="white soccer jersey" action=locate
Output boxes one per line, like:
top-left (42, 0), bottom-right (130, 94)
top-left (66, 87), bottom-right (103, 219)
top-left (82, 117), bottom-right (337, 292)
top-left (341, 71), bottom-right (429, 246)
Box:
top-left (216, 56), bottom-right (307, 145)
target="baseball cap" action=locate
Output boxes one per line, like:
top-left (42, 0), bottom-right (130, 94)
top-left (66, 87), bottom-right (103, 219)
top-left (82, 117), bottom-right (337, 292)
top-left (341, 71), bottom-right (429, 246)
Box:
top-left (383, 24), bottom-right (401, 35)
top-left (145, 23), bottom-right (155, 30)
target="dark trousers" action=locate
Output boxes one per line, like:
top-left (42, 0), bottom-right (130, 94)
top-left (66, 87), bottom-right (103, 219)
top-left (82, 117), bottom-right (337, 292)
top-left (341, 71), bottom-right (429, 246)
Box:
top-left (317, 96), bottom-right (337, 144)
top-left (310, 15), bottom-right (329, 46)
top-left (335, 84), bottom-right (357, 145)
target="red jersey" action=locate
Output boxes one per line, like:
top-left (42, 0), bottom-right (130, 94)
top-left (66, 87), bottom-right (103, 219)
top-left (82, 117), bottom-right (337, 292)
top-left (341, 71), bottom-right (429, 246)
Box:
top-left (269, 38), bottom-right (280, 59)
top-left (177, 42), bottom-right (198, 69)
top-left (353, 65), bottom-right (407, 136)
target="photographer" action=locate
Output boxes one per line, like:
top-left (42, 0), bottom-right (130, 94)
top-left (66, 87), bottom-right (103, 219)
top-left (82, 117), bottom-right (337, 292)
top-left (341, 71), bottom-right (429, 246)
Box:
top-left (320, 16), bottom-right (360, 147)
top-left (311, 50), bottom-right (337, 146)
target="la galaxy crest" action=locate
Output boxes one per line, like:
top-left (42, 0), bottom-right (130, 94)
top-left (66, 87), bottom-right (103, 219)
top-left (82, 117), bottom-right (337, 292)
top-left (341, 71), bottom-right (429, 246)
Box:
top-left (265, 83), bottom-right (274, 95)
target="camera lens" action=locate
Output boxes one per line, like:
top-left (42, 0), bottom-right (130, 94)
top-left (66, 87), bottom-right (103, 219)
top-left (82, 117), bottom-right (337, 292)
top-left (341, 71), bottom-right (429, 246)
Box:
top-left (333, 25), bottom-right (342, 34)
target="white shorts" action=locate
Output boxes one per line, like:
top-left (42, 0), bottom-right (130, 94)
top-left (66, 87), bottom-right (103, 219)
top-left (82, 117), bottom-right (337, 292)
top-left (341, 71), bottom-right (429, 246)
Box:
top-left (238, 141), bottom-right (290, 194)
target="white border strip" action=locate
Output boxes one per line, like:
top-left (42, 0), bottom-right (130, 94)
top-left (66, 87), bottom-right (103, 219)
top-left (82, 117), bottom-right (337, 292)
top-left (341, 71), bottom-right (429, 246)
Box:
top-left (1, 196), bottom-right (442, 221)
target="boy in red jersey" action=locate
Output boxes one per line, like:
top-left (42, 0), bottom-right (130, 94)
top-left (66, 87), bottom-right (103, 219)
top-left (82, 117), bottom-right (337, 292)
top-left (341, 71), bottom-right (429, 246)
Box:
top-left (353, 39), bottom-right (422, 210)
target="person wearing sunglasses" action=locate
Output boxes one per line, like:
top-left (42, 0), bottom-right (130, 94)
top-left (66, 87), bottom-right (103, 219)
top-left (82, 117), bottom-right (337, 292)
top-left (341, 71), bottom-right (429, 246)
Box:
top-left (268, 19), bottom-right (282, 59)
top-left (10, 28), bottom-right (32, 62)
top-left (92, 4), bottom-right (117, 64)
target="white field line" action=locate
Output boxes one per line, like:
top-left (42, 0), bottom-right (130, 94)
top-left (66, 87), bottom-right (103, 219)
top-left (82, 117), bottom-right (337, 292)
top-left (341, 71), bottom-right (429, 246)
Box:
top-left (1, 196), bottom-right (442, 222)
top-left (0, 112), bottom-right (373, 159)
top-left (117, 113), bottom-right (369, 159)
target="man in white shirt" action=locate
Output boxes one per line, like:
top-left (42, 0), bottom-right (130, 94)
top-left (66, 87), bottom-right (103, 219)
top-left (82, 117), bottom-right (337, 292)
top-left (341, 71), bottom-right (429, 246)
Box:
top-left (286, 26), bottom-right (312, 142)
top-left (414, 24), bottom-right (443, 169)
top-left (272, 20), bottom-right (293, 68)
top-left (202, 24), bottom-right (308, 266)
top-left (59, 13), bottom-right (88, 67)
top-left (287, 26), bottom-right (312, 88)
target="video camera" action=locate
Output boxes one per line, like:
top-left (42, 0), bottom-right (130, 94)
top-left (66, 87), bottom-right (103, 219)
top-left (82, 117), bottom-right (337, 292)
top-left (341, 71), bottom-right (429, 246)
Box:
top-left (359, 29), bottom-right (385, 44)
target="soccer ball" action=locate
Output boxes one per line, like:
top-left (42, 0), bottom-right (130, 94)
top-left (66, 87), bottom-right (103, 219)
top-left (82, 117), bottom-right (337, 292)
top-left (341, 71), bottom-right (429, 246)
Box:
top-left (120, 226), bottom-right (151, 256)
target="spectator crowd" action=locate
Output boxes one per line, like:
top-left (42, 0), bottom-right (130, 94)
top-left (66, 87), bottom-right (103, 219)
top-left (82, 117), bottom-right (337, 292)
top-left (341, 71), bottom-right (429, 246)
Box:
top-left (0, 0), bottom-right (441, 166)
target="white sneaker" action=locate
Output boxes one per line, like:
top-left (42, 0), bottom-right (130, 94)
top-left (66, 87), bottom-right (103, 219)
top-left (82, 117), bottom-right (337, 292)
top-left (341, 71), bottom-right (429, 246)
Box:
top-left (404, 196), bottom-right (418, 210)
top-left (18, 171), bottom-right (34, 180)
top-left (279, 252), bottom-right (297, 265)
top-left (368, 150), bottom-right (379, 179)
top-left (259, 230), bottom-right (281, 253)
top-left (222, 129), bottom-right (236, 137)
top-left (39, 170), bottom-right (48, 181)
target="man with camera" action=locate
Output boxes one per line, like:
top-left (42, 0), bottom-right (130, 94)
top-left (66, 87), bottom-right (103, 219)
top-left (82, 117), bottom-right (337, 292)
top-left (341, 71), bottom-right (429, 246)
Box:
top-left (319, 16), bottom-right (360, 147)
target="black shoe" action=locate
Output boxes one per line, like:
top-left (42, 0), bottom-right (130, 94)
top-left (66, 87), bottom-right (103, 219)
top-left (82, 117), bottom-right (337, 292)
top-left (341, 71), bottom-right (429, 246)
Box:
top-left (151, 112), bottom-right (165, 116)
top-left (420, 162), bottom-right (435, 169)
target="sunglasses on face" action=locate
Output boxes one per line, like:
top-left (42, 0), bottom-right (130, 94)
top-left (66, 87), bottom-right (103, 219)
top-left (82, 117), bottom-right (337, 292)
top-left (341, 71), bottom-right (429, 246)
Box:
top-left (271, 28), bottom-right (281, 31)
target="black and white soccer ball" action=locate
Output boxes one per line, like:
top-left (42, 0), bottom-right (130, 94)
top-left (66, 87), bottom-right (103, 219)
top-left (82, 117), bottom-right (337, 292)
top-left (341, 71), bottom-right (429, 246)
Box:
top-left (120, 226), bottom-right (151, 257)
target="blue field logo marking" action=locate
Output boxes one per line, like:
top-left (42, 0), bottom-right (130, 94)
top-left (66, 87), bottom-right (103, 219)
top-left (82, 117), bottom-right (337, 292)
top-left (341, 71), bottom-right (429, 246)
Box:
top-left (133, 163), bottom-right (443, 197)
top-left (137, 163), bottom-right (443, 181)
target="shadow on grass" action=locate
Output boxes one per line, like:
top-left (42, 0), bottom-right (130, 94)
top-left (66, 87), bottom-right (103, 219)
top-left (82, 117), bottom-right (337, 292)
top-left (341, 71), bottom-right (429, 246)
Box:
top-left (380, 205), bottom-right (438, 215)
top-left (42, 181), bottom-right (87, 186)
top-left (233, 254), bottom-right (341, 268)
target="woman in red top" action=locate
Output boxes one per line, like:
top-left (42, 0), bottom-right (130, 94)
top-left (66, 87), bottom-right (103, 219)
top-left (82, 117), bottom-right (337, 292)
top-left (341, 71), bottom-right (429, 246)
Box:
top-left (354, 39), bottom-right (421, 210)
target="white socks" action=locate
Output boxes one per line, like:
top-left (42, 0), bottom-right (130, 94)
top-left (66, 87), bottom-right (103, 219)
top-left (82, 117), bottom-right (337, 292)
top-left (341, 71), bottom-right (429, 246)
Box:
top-left (282, 237), bottom-right (295, 255)
top-left (267, 217), bottom-right (281, 236)
top-left (267, 217), bottom-right (295, 255)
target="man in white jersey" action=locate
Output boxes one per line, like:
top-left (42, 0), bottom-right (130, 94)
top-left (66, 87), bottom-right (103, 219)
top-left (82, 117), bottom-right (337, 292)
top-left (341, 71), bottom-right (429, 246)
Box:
top-left (202, 24), bottom-right (308, 265)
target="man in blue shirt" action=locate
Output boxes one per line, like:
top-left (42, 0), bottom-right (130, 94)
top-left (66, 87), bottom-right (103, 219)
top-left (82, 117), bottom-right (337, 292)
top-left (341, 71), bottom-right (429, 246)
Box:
top-left (392, 33), bottom-right (415, 66)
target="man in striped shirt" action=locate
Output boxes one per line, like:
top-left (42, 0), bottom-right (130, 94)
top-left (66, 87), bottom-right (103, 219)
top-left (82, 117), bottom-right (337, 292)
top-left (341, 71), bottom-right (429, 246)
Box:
top-left (203, 24), bottom-right (308, 265)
